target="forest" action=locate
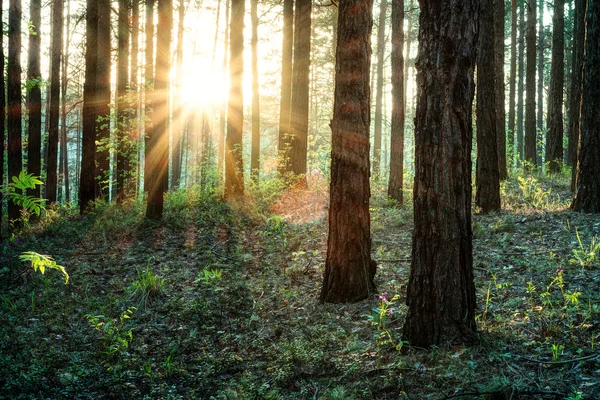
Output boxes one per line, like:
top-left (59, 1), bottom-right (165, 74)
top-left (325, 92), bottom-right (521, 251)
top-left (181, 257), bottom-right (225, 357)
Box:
top-left (0, 0), bottom-right (599, 398)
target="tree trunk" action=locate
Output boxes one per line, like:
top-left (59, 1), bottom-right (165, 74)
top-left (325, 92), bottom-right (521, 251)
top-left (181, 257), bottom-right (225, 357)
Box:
top-left (219, 0), bottom-right (230, 179)
top-left (96, 0), bottom-right (111, 200)
top-left (116, 0), bottom-right (130, 202)
top-left (495, 0), bottom-right (507, 180)
top-left (321, 0), bottom-right (375, 304)
top-left (476, 0), bottom-right (501, 213)
top-left (0, 0), bottom-right (5, 238)
top-left (569, 0), bottom-right (586, 188)
top-left (572, 0), bottom-right (599, 212)
top-left (8, 0), bottom-right (23, 223)
top-left (251, 0), bottom-right (260, 181)
top-left (525, 0), bottom-right (537, 168)
top-left (144, 0), bottom-right (155, 193)
top-left (146, 0), bottom-right (172, 218)
top-left (27, 0), bottom-right (42, 199)
top-left (373, 0), bottom-right (387, 178)
top-left (171, 0), bottom-right (184, 189)
top-left (60, 0), bottom-right (71, 202)
top-left (225, 0), bottom-right (245, 196)
top-left (387, 0), bottom-right (403, 203)
top-left (277, 0), bottom-right (293, 174)
top-left (287, 0), bottom-right (311, 180)
top-left (517, 2), bottom-right (525, 162)
top-left (536, 0), bottom-right (544, 166)
top-left (404, 0), bottom-right (478, 347)
top-left (545, 0), bottom-right (564, 173)
top-left (80, 0), bottom-right (98, 213)
top-left (131, 0), bottom-right (140, 194)
top-left (508, 0), bottom-right (517, 169)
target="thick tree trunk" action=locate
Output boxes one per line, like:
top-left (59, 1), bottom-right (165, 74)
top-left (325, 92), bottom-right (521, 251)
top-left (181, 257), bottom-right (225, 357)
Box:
top-left (525, 0), bottom-right (537, 168)
top-left (79, 0), bottom-right (98, 213)
top-left (171, 0), bottom-right (184, 189)
top-left (144, 0), bottom-right (155, 193)
top-left (569, 0), bottom-right (586, 188)
top-left (536, 0), bottom-right (544, 166)
top-left (224, 0), bottom-right (245, 196)
top-left (495, 0), bottom-right (507, 180)
top-left (517, 3), bottom-right (525, 162)
top-left (250, 0), bottom-right (260, 181)
top-left (508, 0), bottom-right (517, 169)
top-left (545, 0), bottom-right (564, 173)
top-left (403, 0), bottom-right (478, 347)
top-left (321, 0), bottom-right (375, 304)
top-left (8, 0), bottom-right (23, 223)
top-left (387, 0), bottom-right (403, 203)
top-left (373, 0), bottom-right (387, 178)
top-left (46, 0), bottom-right (63, 204)
top-left (277, 0), bottom-right (293, 174)
top-left (146, 0), bottom-right (172, 218)
top-left (572, 0), bottom-right (599, 212)
top-left (96, 0), bottom-right (111, 200)
top-left (288, 0), bottom-right (311, 179)
top-left (116, 0), bottom-right (130, 202)
top-left (27, 0), bottom-right (42, 199)
top-left (476, 0), bottom-right (501, 213)
top-left (60, 0), bottom-right (71, 202)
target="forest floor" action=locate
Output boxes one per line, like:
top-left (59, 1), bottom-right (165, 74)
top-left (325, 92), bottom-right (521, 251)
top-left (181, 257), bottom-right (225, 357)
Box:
top-left (1, 170), bottom-right (599, 399)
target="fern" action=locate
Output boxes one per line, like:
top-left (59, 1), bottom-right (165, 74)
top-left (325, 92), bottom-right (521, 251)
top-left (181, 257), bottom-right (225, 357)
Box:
top-left (19, 252), bottom-right (69, 284)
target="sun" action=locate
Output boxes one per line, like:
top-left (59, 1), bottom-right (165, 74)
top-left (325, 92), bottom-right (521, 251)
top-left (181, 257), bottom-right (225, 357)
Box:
top-left (178, 59), bottom-right (224, 110)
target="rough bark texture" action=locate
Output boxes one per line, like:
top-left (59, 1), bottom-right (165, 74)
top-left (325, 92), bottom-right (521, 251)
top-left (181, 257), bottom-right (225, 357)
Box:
top-left (80, 0), bottom-right (98, 213)
top-left (476, 0), bottom-right (501, 213)
top-left (146, 0), bottom-right (172, 218)
top-left (46, 0), bottom-right (63, 203)
top-left (495, 0), bottom-right (507, 180)
top-left (545, 0), bottom-right (564, 173)
top-left (144, 0), bottom-right (155, 193)
top-left (116, 0), bottom-right (131, 202)
top-left (373, 0), bottom-right (387, 178)
top-left (225, 0), bottom-right (244, 196)
top-left (8, 0), bottom-right (23, 223)
top-left (517, 2), bottom-right (525, 162)
top-left (277, 0), bottom-right (293, 174)
top-left (568, 0), bottom-right (586, 187)
top-left (525, 0), bottom-right (537, 168)
top-left (508, 0), bottom-right (517, 168)
top-left (96, 0), bottom-right (111, 199)
top-left (387, 0), bottom-right (404, 204)
top-left (403, 0), bottom-right (478, 347)
top-left (250, 0), bottom-right (260, 180)
top-left (27, 0), bottom-right (42, 199)
top-left (288, 0), bottom-right (312, 178)
top-left (321, 0), bottom-right (375, 304)
top-left (536, 0), bottom-right (544, 166)
top-left (572, 0), bottom-right (600, 212)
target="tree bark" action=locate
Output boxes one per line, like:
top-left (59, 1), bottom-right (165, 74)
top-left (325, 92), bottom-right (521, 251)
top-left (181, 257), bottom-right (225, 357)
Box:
top-left (144, 0), bottom-right (155, 193)
top-left (287, 0), bottom-right (311, 180)
top-left (476, 0), bottom-right (501, 213)
top-left (387, 0), bottom-right (403, 204)
top-left (0, 0), bottom-right (5, 238)
top-left (116, 0), bottom-right (130, 202)
top-left (403, 0), bottom-right (478, 347)
top-left (27, 0), bottom-right (42, 199)
top-left (59, 0), bottom-right (71, 202)
top-left (224, 0), bottom-right (245, 196)
top-left (525, 0), bottom-right (537, 168)
top-left (251, 0), bottom-right (260, 181)
top-left (321, 0), bottom-right (375, 304)
top-left (373, 0), bottom-right (387, 178)
top-left (79, 0), bottom-right (98, 213)
top-left (146, 0), bottom-right (172, 218)
top-left (572, 0), bottom-right (599, 212)
top-left (495, 0), bottom-right (507, 179)
top-left (517, 2), bottom-right (525, 162)
top-left (277, 0), bottom-right (293, 174)
top-left (536, 0), bottom-right (544, 166)
top-left (508, 0), bottom-right (517, 169)
top-left (545, 0), bottom-right (564, 173)
top-left (131, 0), bottom-right (140, 193)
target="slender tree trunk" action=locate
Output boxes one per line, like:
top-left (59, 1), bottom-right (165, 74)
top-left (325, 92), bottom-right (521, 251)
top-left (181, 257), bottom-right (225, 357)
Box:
top-left (536, 0), bottom-right (544, 167)
top-left (321, 0), bottom-right (375, 304)
top-left (251, 0), bottom-right (260, 181)
top-left (476, 0), bottom-right (501, 213)
top-left (116, 0), bottom-right (130, 202)
top-left (146, 0), bottom-right (172, 218)
top-left (277, 0), bottom-right (293, 174)
top-left (0, 0), bottom-right (5, 238)
top-left (8, 0), bottom-right (23, 224)
top-left (80, 0), bottom-right (98, 213)
top-left (46, 0), bottom-right (63, 204)
top-left (508, 0), bottom-right (517, 169)
top-left (171, 0), bottom-right (185, 189)
top-left (60, 0), bottom-right (71, 202)
top-left (387, 0), bottom-right (403, 203)
top-left (495, 0), bottom-right (507, 179)
top-left (572, 0), bottom-right (599, 212)
top-left (403, 0), bottom-right (413, 120)
top-left (373, 0), bottom-right (387, 178)
top-left (27, 0), bottom-right (42, 199)
top-left (219, 0), bottom-right (230, 179)
top-left (225, 0), bottom-right (245, 196)
top-left (287, 0), bottom-right (311, 180)
top-left (517, 2), bottom-right (525, 162)
top-left (525, 0), bottom-right (537, 168)
top-left (96, 0), bottom-right (111, 199)
top-left (546, 0), bottom-right (564, 173)
top-left (404, 0), bottom-right (478, 347)
top-left (569, 0), bottom-right (586, 188)
top-left (131, 0), bottom-right (140, 194)
top-left (144, 0), bottom-right (155, 193)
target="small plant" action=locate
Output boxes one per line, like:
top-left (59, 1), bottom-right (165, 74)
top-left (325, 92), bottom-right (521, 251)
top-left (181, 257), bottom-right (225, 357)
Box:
top-left (517, 176), bottom-right (551, 209)
top-left (551, 342), bottom-right (564, 361)
top-left (128, 264), bottom-right (165, 307)
top-left (85, 308), bottom-right (136, 370)
top-left (19, 251), bottom-right (69, 284)
top-left (195, 268), bottom-right (223, 288)
top-left (570, 229), bottom-right (600, 268)
top-left (367, 292), bottom-right (403, 364)
top-left (3, 171), bottom-right (46, 216)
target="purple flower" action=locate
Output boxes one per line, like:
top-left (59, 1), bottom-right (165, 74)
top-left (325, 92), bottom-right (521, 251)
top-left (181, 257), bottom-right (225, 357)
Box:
top-left (387, 309), bottom-right (394, 316)
top-left (379, 292), bottom-right (388, 302)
